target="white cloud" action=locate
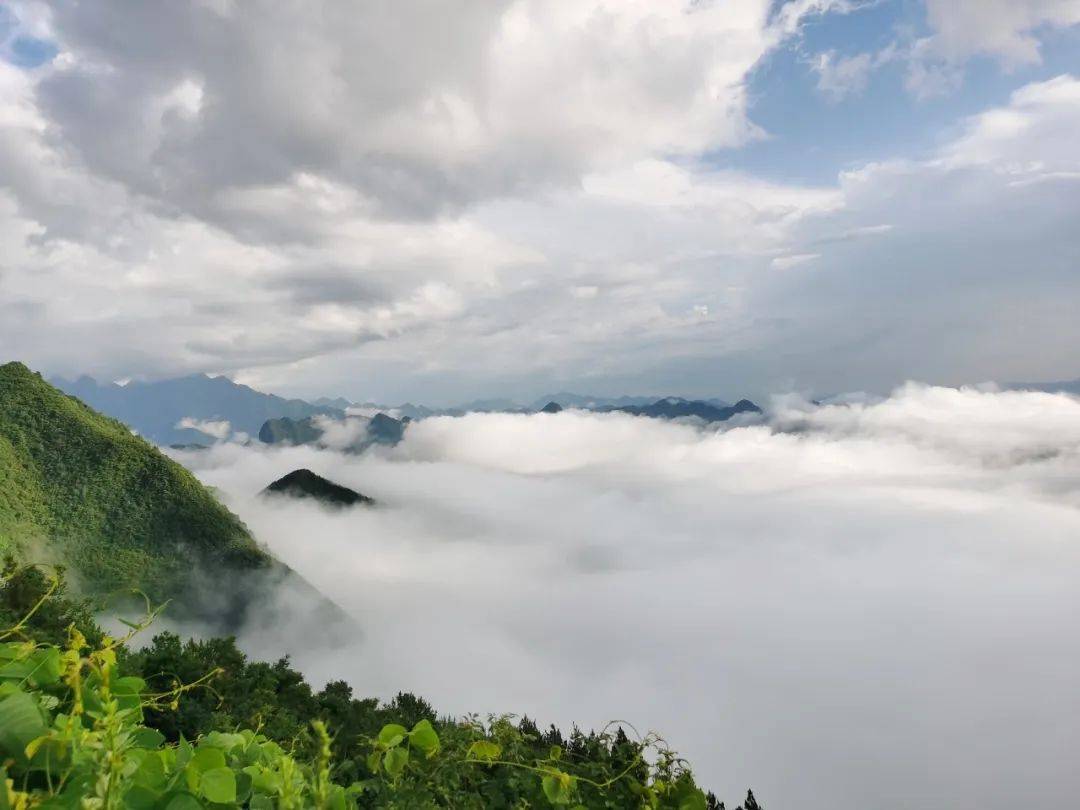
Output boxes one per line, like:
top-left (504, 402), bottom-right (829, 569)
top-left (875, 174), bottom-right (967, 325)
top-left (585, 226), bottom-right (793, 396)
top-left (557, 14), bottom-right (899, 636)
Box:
top-left (809, 49), bottom-right (875, 101)
top-left (175, 384), bottom-right (1080, 809)
top-left (0, 6), bottom-right (1078, 404)
top-left (175, 416), bottom-right (231, 440)
top-left (899, 1), bottom-right (1080, 98)
top-left (923, 0), bottom-right (1080, 67)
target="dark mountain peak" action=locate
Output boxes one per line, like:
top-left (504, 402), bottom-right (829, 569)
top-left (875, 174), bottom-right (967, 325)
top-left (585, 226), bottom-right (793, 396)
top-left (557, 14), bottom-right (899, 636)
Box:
top-left (262, 469), bottom-right (374, 508)
top-left (540, 401), bottom-right (563, 413)
top-left (732, 399), bottom-right (762, 413)
top-left (605, 396), bottom-right (763, 423)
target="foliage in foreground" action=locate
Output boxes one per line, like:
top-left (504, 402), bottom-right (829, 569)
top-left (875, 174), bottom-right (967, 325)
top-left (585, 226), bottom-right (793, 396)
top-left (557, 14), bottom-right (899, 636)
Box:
top-left (0, 565), bottom-right (762, 808)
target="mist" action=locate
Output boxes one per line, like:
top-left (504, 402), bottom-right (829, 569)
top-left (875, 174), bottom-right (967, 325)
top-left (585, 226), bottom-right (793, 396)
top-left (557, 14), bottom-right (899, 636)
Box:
top-left (170, 384), bottom-right (1080, 810)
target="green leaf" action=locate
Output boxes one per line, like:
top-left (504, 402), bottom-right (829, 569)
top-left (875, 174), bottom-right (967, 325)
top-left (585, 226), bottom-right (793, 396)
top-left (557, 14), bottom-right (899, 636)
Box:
top-left (133, 750), bottom-right (168, 789)
top-left (190, 746), bottom-right (227, 774)
top-left (377, 723), bottom-right (407, 748)
top-left (383, 746), bottom-right (409, 778)
top-left (0, 647), bottom-right (60, 687)
top-left (131, 727), bottom-right (167, 750)
top-left (542, 772), bottom-right (577, 805)
top-left (673, 782), bottom-right (708, 810)
top-left (200, 767), bottom-right (237, 804)
top-left (0, 691), bottom-right (46, 763)
top-left (162, 791), bottom-right (205, 810)
top-left (202, 731), bottom-right (245, 751)
top-left (466, 740), bottom-right (502, 762)
top-left (408, 719), bottom-right (440, 756)
top-left (123, 784), bottom-right (162, 810)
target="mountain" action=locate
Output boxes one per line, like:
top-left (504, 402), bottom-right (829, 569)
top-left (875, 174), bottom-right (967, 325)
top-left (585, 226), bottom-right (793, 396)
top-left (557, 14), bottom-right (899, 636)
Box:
top-left (262, 469), bottom-right (374, 508)
top-left (259, 412), bottom-right (406, 452)
top-left (259, 415), bottom-right (324, 445)
top-left (1007, 377), bottom-right (1080, 395)
top-left (529, 392), bottom-right (659, 410)
top-left (0, 362), bottom-right (338, 626)
top-left (51, 373), bottom-right (343, 446)
top-left (605, 397), bottom-right (762, 422)
top-left (539, 401), bottom-right (563, 413)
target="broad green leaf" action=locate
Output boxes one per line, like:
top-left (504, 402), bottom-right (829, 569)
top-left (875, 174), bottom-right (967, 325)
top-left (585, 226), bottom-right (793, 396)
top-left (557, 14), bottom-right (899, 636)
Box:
top-left (123, 783), bottom-right (162, 810)
top-left (0, 691), bottom-right (46, 763)
top-left (200, 767), bottom-right (237, 803)
top-left (377, 723), bottom-right (407, 748)
top-left (133, 750), bottom-right (167, 788)
top-left (131, 727), bottom-right (167, 750)
top-left (202, 731), bottom-right (245, 751)
top-left (542, 772), bottom-right (576, 805)
top-left (162, 791), bottom-right (205, 810)
top-left (408, 719), bottom-right (439, 756)
top-left (190, 746), bottom-right (227, 773)
top-left (383, 746), bottom-right (409, 778)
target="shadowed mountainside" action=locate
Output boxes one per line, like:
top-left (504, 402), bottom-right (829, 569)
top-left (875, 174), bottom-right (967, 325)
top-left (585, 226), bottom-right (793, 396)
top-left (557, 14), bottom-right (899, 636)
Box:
top-left (262, 469), bottom-right (375, 508)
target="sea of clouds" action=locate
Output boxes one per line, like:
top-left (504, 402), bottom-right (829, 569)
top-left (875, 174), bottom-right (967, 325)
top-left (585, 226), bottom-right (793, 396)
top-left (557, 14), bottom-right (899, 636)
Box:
top-left (171, 383), bottom-right (1080, 810)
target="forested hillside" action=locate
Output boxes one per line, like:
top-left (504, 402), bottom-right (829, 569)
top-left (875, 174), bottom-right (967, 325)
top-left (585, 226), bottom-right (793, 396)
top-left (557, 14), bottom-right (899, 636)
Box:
top-left (0, 362), bottom-right (287, 617)
top-left (0, 564), bottom-right (757, 808)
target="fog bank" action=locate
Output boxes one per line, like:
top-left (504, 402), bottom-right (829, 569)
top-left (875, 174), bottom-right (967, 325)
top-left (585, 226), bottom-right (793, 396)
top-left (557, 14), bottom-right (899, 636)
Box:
top-left (173, 384), bottom-right (1080, 810)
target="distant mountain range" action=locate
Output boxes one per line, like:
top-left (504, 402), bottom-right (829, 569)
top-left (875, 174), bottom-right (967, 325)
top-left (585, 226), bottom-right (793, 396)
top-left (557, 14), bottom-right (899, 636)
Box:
top-left (259, 412), bottom-right (406, 452)
top-left (600, 397), bottom-right (762, 422)
top-left (1007, 378), bottom-right (1080, 395)
top-left (49, 371), bottom-right (763, 449)
top-left (51, 373), bottom-right (342, 446)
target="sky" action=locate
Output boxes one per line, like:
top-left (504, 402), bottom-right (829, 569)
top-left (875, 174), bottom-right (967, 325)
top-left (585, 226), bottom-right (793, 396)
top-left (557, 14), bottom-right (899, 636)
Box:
top-left (173, 384), bottom-right (1080, 809)
top-left (1, 0), bottom-right (1079, 404)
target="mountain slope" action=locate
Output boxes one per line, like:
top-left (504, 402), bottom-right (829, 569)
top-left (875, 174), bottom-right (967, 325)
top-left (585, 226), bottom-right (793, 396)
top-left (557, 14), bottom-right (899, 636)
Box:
top-left (262, 469), bottom-right (375, 507)
top-left (259, 412), bottom-right (406, 452)
top-left (0, 362), bottom-right (275, 610)
top-left (51, 373), bottom-right (343, 446)
top-left (605, 397), bottom-right (762, 422)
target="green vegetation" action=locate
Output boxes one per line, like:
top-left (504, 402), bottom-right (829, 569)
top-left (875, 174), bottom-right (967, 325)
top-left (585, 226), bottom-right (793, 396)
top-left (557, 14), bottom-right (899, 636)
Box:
top-left (0, 362), bottom-right (271, 605)
top-left (0, 564), bottom-right (759, 808)
top-left (0, 362), bottom-right (761, 806)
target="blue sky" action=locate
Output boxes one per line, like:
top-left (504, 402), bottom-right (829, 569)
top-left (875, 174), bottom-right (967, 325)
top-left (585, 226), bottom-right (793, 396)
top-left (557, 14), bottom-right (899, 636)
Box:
top-left (0, 0), bottom-right (1079, 403)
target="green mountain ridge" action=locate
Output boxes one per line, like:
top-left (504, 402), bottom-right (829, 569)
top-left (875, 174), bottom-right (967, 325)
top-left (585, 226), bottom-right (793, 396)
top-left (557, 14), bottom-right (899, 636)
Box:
top-left (0, 361), bottom-right (339, 629)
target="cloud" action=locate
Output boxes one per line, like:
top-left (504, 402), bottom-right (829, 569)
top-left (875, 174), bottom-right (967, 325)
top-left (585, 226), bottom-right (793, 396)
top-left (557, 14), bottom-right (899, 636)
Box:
top-left (175, 416), bottom-right (231, 440)
top-left (173, 384), bottom-right (1080, 809)
top-left (901, 1), bottom-right (1080, 98)
top-left (923, 0), bottom-right (1080, 67)
top-left (0, 6), bottom-right (1077, 405)
top-left (809, 50), bottom-right (876, 101)
top-left (26, 0), bottom-right (807, 221)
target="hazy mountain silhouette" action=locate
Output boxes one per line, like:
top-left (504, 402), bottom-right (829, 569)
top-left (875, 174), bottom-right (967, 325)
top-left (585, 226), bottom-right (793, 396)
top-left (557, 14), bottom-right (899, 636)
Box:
top-left (51, 373), bottom-right (343, 446)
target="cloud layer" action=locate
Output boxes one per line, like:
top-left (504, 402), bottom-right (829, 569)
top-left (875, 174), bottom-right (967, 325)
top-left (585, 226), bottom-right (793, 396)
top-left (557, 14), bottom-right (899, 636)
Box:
top-left (175, 384), bottom-right (1080, 809)
top-left (1, 2), bottom-right (1077, 401)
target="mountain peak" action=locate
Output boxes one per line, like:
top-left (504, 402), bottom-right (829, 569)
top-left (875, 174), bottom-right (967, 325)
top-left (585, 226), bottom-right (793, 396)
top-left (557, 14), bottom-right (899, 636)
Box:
top-left (262, 469), bottom-right (374, 508)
